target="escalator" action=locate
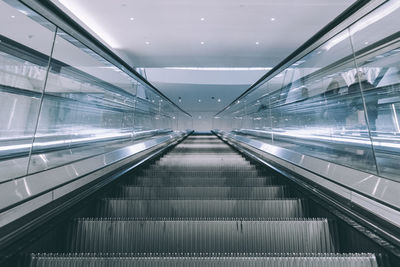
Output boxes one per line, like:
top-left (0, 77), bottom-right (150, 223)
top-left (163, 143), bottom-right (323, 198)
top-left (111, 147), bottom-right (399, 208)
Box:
top-left (27, 135), bottom-right (383, 266)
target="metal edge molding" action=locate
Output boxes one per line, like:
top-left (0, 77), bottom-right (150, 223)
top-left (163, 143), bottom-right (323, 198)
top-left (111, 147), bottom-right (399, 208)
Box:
top-left (0, 131), bottom-right (189, 227)
top-left (213, 130), bottom-right (400, 231)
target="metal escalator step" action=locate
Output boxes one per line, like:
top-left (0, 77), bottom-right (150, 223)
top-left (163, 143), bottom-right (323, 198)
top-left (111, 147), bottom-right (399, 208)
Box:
top-left (139, 170), bottom-right (267, 178)
top-left (167, 147), bottom-right (236, 153)
top-left (69, 218), bottom-right (336, 253)
top-left (159, 154), bottom-right (245, 159)
top-left (29, 253), bottom-right (379, 267)
top-left (98, 199), bottom-right (307, 218)
top-left (146, 166), bottom-right (259, 172)
top-left (153, 162), bottom-right (254, 168)
top-left (124, 177), bottom-right (279, 187)
top-left (156, 159), bottom-right (248, 165)
top-left (116, 186), bottom-right (288, 199)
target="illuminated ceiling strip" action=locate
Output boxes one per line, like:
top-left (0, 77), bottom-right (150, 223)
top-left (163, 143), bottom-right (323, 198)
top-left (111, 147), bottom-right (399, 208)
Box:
top-left (58, 0), bottom-right (120, 48)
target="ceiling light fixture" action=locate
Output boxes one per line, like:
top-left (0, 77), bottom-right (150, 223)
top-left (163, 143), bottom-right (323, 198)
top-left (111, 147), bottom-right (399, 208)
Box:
top-left (198, 99), bottom-right (202, 102)
top-left (255, 41), bottom-right (260, 45)
top-left (58, 0), bottom-right (120, 48)
top-left (130, 17), bottom-right (134, 21)
top-left (217, 99), bottom-right (221, 102)
top-left (145, 41), bottom-right (150, 45)
top-left (11, 15), bottom-right (15, 18)
top-left (200, 41), bottom-right (205, 45)
top-left (200, 17), bottom-right (205, 21)
top-left (270, 17), bottom-right (276, 21)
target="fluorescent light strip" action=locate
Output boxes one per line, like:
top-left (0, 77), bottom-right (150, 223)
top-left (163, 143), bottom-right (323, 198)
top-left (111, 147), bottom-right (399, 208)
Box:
top-left (323, 1), bottom-right (400, 51)
top-left (58, 0), bottom-right (120, 48)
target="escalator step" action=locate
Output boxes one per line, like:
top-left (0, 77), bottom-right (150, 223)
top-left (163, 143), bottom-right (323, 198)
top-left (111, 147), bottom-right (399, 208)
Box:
top-left (69, 218), bottom-right (336, 253)
top-left (146, 166), bottom-right (259, 172)
top-left (168, 147), bottom-right (236, 153)
top-left (116, 186), bottom-right (288, 199)
top-left (159, 154), bottom-right (245, 159)
top-left (138, 170), bottom-right (268, 178)
top-left (29, 253), bottom-right (379, 267)
top-left (124, 177), bottom-right (279, 187)
top-left (98, 199), bottom-right (307, 218)
top-left (154, 160), bottom-right (254, 168)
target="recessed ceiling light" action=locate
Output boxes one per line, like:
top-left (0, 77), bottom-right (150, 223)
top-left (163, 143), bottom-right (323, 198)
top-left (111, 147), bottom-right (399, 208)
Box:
top-left (364, 41), bottom-right (369, 45)
top-left (130, 17), bottom-right (134, 21)
top-left (198, 99), bottom-right (202, 102)
top-left (217, 98), bottom-right (221, 102)
top-left (255, 41), bottom-right (260, 45)
top-left (145, 41), bottom-right (150, 45)
top-left (270, 17), bottom-right (276, 21)
top-left (200, 41), bottom-right (205, 45)
top-left (11, 15), bottom-right (15, 18)
top-left (200, 17), bottom-right (205, 21)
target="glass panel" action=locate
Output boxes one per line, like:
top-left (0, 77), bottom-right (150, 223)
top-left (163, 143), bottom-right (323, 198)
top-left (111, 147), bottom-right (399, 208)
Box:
top-left (219, 27), bottom-right (380, 174)
top-left (351, 1), bottom-right (400, 180)
top-left (0, 0), bottom-right (56, 180)
top-left (28, 28), bottom-right (138, 174)
top-left (134, 84), bottom-right (161, 134)
top-left (217, 1), bottom-right (400, 180)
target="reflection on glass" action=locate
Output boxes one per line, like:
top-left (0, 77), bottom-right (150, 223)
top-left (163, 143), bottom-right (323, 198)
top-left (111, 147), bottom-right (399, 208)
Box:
top-left (218, 1), bottom-right (400, 181)
top-left (351, 1), bottom-right (400, 179)
top-left (27, 27), bottom-right (139, 173)
top-left (0, 0), bottom-right (191, 179)
top-left (0, 0), bottom-right (56, 181)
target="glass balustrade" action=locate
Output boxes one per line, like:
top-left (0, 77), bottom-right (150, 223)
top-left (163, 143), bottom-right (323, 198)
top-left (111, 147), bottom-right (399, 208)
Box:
top-left (216, 0), bottom-right (400, 181)
top-left (0, 0), bottom-right (191, 181)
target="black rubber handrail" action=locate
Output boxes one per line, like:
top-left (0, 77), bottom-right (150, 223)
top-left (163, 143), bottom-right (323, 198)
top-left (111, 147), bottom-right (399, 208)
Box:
top-left (215, 0), bottom-right (373, 116)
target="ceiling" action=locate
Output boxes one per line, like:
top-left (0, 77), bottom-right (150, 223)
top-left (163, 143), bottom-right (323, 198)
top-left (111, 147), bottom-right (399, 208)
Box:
top-left (53, 0), bottom-right (355, 68)
top-left (51, 0), bottom-right (355, 126)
